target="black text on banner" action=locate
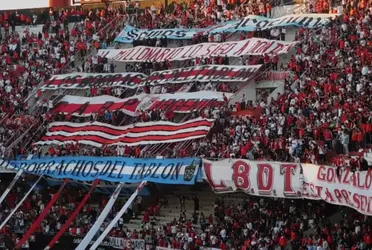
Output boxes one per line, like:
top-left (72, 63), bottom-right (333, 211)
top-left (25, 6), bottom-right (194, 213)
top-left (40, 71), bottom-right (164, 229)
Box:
top-left (98, 38), bottom-right (298, 62)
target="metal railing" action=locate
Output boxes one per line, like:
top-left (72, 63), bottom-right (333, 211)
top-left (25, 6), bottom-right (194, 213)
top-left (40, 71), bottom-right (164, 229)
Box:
top-left (6, 120), bottom-right (40, 149)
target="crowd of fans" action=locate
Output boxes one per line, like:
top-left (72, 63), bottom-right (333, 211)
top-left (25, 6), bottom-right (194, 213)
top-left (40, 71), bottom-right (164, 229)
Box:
top-left (0, 0), bottom-right (370, 165)
top-left (1, 177), bottom-right (372, 250)
top-left (0, 6), bottom-right (129, 156)
top-left (137, 194), bottom-right (372, 250)
top-left (0, 0), bottom-right (371, 249)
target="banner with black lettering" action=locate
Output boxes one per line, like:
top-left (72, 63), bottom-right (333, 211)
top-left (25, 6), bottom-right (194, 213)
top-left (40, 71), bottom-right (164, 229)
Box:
top-left (98, 38), bottom-right (298, 62)
top-left (42, 72), bottom-right (147, 90)
top-left (52, 91), bottom-right (232, 117)
top-left (208, 14), bottom-right (338, 33)
top-left (202, 159), bottom-right (303, 198)
top-left (115, 14), bottom-right (338, 43)
top-left (1, 157), bottom-right (200, 184)
top-left (115, 25), bottom-right (205, 43)
top-left (143, 65), bottom-right (261, 86)
top-left (41, 65), bottom-right (260, 91)
top-left (35, 118), bottom-right (214, 147)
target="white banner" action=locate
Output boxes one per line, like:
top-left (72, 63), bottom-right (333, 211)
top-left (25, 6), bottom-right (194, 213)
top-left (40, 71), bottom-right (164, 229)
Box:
top-left (302, 164), bottom-right (372, 216)
top-left (203, 159), bottom-right (303, 198)
top-left (75, 183), bottom-right (124, 250)
top-left (106, 239), bottom-right (145, 250)
top-left (91, 182), bottom-right (147, 250)
top-left (143, 65), bottom-right (261, 86)
top-left (208, 14), bottom-right (339, 33)
top-left (98, 38), bottom-right (298, 62)
top-left (124, 239), bottom-right (145, 250)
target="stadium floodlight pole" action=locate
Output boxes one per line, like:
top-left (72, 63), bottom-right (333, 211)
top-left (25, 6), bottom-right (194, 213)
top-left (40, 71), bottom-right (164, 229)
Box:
top-left (89, 181), bottom-right (147, 250)
top-left (75, 183), bottom-right (124, 250)
top-left (0, 174), bottom-right (43, 231)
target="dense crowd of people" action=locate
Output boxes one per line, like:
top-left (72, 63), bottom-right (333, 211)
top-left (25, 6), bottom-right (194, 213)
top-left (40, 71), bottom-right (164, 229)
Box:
top-left (138, 194), bottom-right (372, 250)
top-left (0, 0), bottom-right (371, 165)
top-left (0, 6), bottom-right (129, 156)
top-left (0, 0), bottom-right (371, 249)
top-left (1, 177), bottom-right (372, 250)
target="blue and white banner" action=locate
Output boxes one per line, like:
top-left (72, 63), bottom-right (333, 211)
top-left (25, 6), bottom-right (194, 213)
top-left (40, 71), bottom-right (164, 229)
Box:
top-left (115, 14), bottom-right (338, 43)
top-left (115, 25), bottom-right (206, 43)
top-left (0, 157), bottom-right (200, 184)
top-left (208, 14), bottom-right (338, 33)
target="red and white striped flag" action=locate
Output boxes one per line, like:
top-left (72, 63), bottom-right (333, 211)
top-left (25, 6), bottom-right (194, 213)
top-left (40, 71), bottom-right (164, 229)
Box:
top-left (36, 118), bottom-right (214, 147)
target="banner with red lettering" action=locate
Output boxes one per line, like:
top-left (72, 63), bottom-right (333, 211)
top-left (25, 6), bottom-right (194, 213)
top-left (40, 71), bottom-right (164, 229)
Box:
top-left (98, 38), bottom-right (298, 62)
top-left (302, 164), bottom-right (372, 216)
top-left (52, 95), bottom-right (144, 117)
top-left (36, 118), bottom-right (214, 147)
top-left (255, 71), bottom-right (290, 82)
top-left (41, 73), bottom-right (147, 90)
top-left (202, 159), bottom-right (303, 198)
top-left (52, 91), bottom-right (232, 117)
top-left (143, 65), bottom-right (262, 86)
top-left (138, 91), bottom-right (231, 114)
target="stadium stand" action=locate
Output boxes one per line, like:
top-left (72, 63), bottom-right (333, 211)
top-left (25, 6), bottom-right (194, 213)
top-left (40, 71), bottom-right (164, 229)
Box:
top-left (0, 0), bottom-right (371, 249)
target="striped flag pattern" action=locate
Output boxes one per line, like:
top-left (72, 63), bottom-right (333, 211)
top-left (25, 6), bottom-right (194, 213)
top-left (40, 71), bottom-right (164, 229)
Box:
top-left (36, 118), bottom-right (214, 147)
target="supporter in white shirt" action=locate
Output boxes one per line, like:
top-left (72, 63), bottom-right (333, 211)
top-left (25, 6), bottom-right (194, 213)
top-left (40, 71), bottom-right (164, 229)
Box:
top-left (5, 84), bottom-right (12, 93)
top-left (92, 55), bottom-right (98, 65)
top-left (270, 28), bottom-right (280, 39)
top-left (220, 228), bottom-right (226, 239)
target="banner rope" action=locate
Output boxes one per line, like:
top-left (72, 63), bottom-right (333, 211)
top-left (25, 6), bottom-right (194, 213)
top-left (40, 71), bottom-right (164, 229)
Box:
top-left (90, 181), bottom-right (147, 250)
top-left (44, 179), bottom-right (100, 250)
top-left (75, 183), bottom-right (124, 250)
top-left (0, 170), bottom-right (24, 206)
top-left (0, 175), bottom-right (43, 231)
top-left (14, 179), bottom-right (70, 249)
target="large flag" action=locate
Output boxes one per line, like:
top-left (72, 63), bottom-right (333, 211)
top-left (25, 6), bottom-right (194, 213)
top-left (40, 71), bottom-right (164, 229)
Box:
top-left (36, 118), bottom-right (214, 147)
